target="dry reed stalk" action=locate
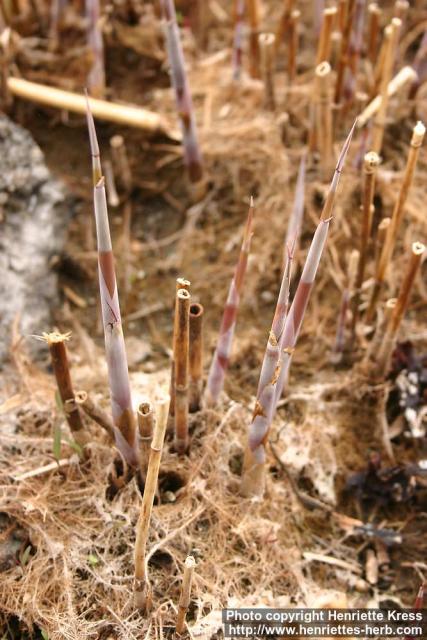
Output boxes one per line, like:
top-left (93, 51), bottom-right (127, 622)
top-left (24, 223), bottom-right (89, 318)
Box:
top-left (315, 61), bottom-right (333, 180)
top-left (174, 288), bottom-right (191, 454)
top-left (246, 0), bottom-right (260, 78)
top-left (242, 123), bottom-right (356, 497)
top-left (258, 33), bottom-right (276, 111)
top-left (367, 3), bottom-right (382, 64)
top-left (85, 0), bottom-right (105, 98)
top-left (374, 216), bottom-right (390, 269)
top-left (232, 0), bottom-right (245, 81)
top-left (45, 332), bottom-right (86, 445)
top-left (7, 78), bottom-right (176, 137)
top-left (160, 0), bottom-right (205, 198)
top-left (316, 6), bottom-right (337, 64)
top-left (336, 0), bottom-right (347, 34)
top-left (137, 402), bottom-right (154, 474)
top-left (393, 0), bottom-right (409, 20)
top-left (350, 150), bottom-right (380, 339)
top-left (169, 278), bottom-right (191, 421)
top-left (334, 0), bottom-right (355, 107)
top-left (284, 153), bottom-right (306, 263)
top-left (241, 243), bottom-right (295, 497)
top-left (371, 19), bottom-right (401, 155)
top-left (74, 389), bottom-right (114, 439)
top-left (176, 556), bottom-right (196, 635)
top-left (332, 249), bottom-right (359, 357)
top-left (288, 9), bottom-right (300, 83)
top-left (189, 302), bottom-right (204, 413)
top-left (205, 199), bottom-right (254, 406)
top-left (110, 134), bottom-right (132, 195)
top-left (134, 397), bottom-right (170, 611)
top-left (86, 105), bottom-right (138, 467)
top-left (104, 159), bottom-right (120, 208)
top-left (375, 242), bottom-right (425, 377)
top-left (357, 66), bottom-right (418, 129)
top-left (366, 121), bottom-right (425, 322)
top-left (274, 0), bottom-right (295, 57)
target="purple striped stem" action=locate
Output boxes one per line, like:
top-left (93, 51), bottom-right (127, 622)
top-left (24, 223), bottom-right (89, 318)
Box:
top-left (241, 243), bottom-right (294, 497)
top-left (343, 0), bottom-right (366, 104)
top-left (232, 0), bottom-right (245, 81)
top-left (240, 122), bottom-right (356, 497)
top-left (85, 0), bottom-right (105, 98)
top-left (284, 152), bottom-right (306, 267)
top-left (86, 104), bottom-right (138, 468)
top-left (205, 199), bottom-right (254, 406)
top-left (160, 0), bottom-right (204, 186)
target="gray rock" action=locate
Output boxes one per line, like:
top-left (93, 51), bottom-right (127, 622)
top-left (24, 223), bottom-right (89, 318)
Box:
top-left (0, 115), bottom-right (69, 367)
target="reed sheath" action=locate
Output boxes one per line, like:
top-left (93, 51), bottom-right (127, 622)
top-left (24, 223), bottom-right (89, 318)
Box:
top-left (189, 303), bottom-right (204, 412)
top-left (134, 397), bottom-right (170, 611)
top-left (371, 19), bottom-right (401, 155)
top-left (367, 121), bottom-right (425, 322)
top-left (138, 402), bottom-right (154, 474)
top-left (351, 151), bottom-right (380, 338)
top-left (176, 556), bottom-right (196, 635)
top-left (259, 33), bottom-right (276, 111)
top-left (174, 288), bottom-right (191, 453)
top-left (46, 333), bottom-right (86, 445)
top-left (205, 199), bottom-right (254, 406)
top-left (375, 243), bottom-right (425, 376)
top-left (316, 6), bottom-right (337, 64)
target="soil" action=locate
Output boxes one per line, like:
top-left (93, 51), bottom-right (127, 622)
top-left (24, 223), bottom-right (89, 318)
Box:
top-left (0, 0), bottom-right (426, 638)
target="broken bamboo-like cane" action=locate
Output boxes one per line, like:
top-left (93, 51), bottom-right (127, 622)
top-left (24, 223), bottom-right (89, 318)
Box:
top-left (189, 302), bottom-right (204, 413)
top-left (7, 77), bottom-right (177, 138)
top-left (134, 397), bottom-right (170, 611)
top-left (45, 332), bottom-right (86, 446)
top-left (137, 402), bottom-right (154, 475)
top-left (259, 33), bottom-right (276, 111)
top-left (174, 288), bottom-right (191, 454)
top-left (315, 61), bottom-right (334, 180)
top-left (351, 150), bottom-right (380, 339)
top-left (371, 18), bottom-right (401, 155)
top-left (375, 242), bottom-right (425, 377)
top-left (366, 121), bottom-right (425, 322)
top-left (176, 555), bottom-right (196, 634)
top-left (316, 6), bottom-right (337, 64)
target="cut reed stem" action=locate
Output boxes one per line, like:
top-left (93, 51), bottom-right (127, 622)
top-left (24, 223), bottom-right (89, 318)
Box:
top-left (315, 61), bottom-right (334, 180)
top-left (332, 249), bottom-right (359, 357)
top-left (7, 78), bottom-right (176, 137)
top-left (247, 0), bottom-right (260, 78)
top-left (110, 134), bottom-right (132, 195)
top-left (316, 6), bottom-right (337, 65)
top-left (367, 3), bottom-right (382, 64)
top-left (74, 389), bottom-right (114, 439)
top-left (351, 150), bottom-right (380, 339)
top-left (371, 19), bottom-right (401, 155)
top-left (205, 199), bottom-right (254, 406)
top-left (137, 402), bottom-right (154, 475)
top-left (259, 33), bottom-right (276, 111)
top-left (189, 302), bottom-right (204, 413)
top-left (174, 288), bottom-right (191, 454)
top-left (366, 121), bottom-right (425, 322)
top-left (45, 332), bottom-right (86, 446)
top-left (375, 242), bottom-right (425, 377)
top-left (134, 397), bottom-right (170, 611)
top-left (169, 278), bottom-right (191, 421)
top-left (176, 555), bottom-right (196, 635)
top-left (334, 0), bottom-right (355, 107)
top-left (288, 9), bottom-right (300, 83)
top-left (104, 160), bottom-right (120, 208)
